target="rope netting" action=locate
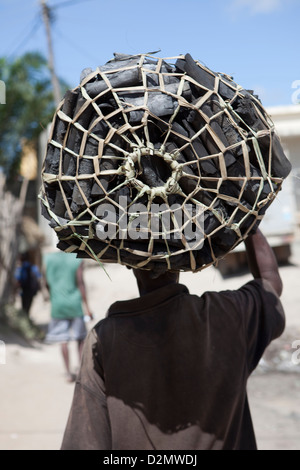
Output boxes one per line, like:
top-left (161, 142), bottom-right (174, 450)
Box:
top-left (40, 52), bottom-right (291, 274)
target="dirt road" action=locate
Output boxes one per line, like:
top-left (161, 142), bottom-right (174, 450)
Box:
top-left (1, 241), bottom-right (300, 450)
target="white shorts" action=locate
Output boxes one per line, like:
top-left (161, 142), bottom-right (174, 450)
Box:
top-left (45, 317), bottom-right (87, 343)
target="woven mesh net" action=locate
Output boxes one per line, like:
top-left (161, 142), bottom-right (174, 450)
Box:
top-left (40, 53), bottom-right (291, 274)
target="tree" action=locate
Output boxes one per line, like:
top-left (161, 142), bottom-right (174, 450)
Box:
top-left (0, 52), bottom-right (67, 181)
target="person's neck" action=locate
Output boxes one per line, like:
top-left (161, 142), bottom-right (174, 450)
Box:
top-left (134, 270), bottom-right (179, 297)
top-left (138, 280), bottom-right (178, 296)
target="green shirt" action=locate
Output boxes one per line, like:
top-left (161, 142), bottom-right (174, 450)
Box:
top-left (44, 251), bottom-right (84, 320)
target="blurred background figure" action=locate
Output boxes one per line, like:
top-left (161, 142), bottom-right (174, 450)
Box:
top-left (14, 251), bottom-right (42, 317)
top-left (43, 250), bottom-right (93, 383)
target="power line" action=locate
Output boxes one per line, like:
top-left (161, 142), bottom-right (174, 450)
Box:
top-left (53, 23), bottom-right (100, 65)
top-left (7, 14), bottom-right (42, 59)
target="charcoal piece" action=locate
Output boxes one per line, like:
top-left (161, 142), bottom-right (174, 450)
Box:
top-left (238, 213), bottom-right (260, 236)
top-left (170, 121), bottom-right (212, 172)
top-left (71, 178), bottom-right (93, 213)
top-left (144, 154), bottom-right (171, 186)
top-left (195, 241), bottom-right (214, 266)
top-left (201, 104), bottom-right (236, 166)
top-left (179, 175), bottom-right (216, 208)
top-left (256, 132), bottom-right (292, 179)
top-left (111, 186), bottom-right (132, 208)
top-left (204, 211), bottom-right (222, 235)
top-left (91, 179), bottom-right (109, 198)
top-left (164, 142), bottom-right (201, 177)
top-left (166, 252), bottom-right (191, 270)
top-left (180, 118), bottom-right (212, 161)
top-left (74, 250), bottom-right (91, 260)
top-left (117, 240), bottom-right (150, 256)
top-left (78, 157), bottom-right (94, 175)
top-left (223, 151), bottom-right (236, 167)
top-left (178, 175), bottom-right (199, 196)
top-left (119, 91), bottom-right (176, 122)
top-left (239, 89), bottom-right (265, 113)
top-left (52, 90), bottom-right (78, 145)
top-left (45, 145), bottom-right (61, 175)
top-left (85, 67), bottom-right (140, 98)
top-left (143, 59), bottom-right (174, 72)
top-left (178, 132), bottom-right (218, 175)
top-left (54, 191), bottom-right (66, 217)
top-left (89, 119), bottom-right (109, 142)
top-left (227, 158), bottom-right (276, 205)
top-left (155, 121), bottom-right (198, 171)
top-left (100, 56), bottom-right (141, 72)
top-left (164, 81), bottom-right (192, 101)
top-left (141, 160), bottom-right (165, 187)
top-left (233, 95), bottom-right (266, 132)
top-left (75, 225), bottom-right (90, 237)
top-left (111, 53), bottom-right (141, 62)
top-left (208, 97), bottom-right (245, 157)
top-left (80, 68), bottom-right (93, 83)
top-left (74, 95), bottom-right (95, 130)
top-left (97, 102), bottom-right (115, 115)
top-left (218, 76), bottom-right (238, 101)
top-left (211, 227), bottom-right (239, 256)
top-left (63, 89), bottom-right (79, 116)
top-left (164, 141), bottom-right (180, 155)
top-left (44, 144), bottom-right (54, 173)
top-left (176, 54), bottom-right (235, 100)
top-left (150, 233), bottom-right (186, 252)
top-left (85, 138), bottom-right (98, 160)
top-left (44, 183), bottom-right (56, 210)
top-left (187, 110), bottom-right (221, 156)
top-left (93, 242), bottom-right (117, 260)
top-left (55, 225), bottom-right (73, 239)
top-left (57, 240), bottom-right (72, 252)
top-left (118, 250), bottom-right (152, 268)
top-left (63, 151), bottom-right (77, 178)
top-left (175, 55), bottom-right (215, 91)
top-left (70, 156), bottom-right (95, 211)
top-left (63, 95), bottom-right (95, 173)
top-left (96, 144), bottom-right (120, 197)
top-left (151, 240), bottom-right (182, 256)
top-left (218, 180), bottom-right (243, 202)
top-left (61, 180), bottom-right (74, 197)
top-left (143, 63), bottom-right (179, 87)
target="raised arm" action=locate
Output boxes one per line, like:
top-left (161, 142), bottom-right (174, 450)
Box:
top-left (244, 229), bottom-right (283, 297)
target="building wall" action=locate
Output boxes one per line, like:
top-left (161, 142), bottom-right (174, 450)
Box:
top-left (280, 137), bottom-right (300, 211)
top-left (268, 105), bottom-right (300, 213)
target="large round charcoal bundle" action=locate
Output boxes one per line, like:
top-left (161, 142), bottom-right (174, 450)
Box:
top-left (40, 52), bottom-right (291, 274)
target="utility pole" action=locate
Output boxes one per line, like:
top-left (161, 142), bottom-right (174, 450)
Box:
top-left (40, 0), bottom-right (61, 106)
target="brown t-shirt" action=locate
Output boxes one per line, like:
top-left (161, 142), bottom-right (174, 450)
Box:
top-left (61, 279), bottom-right (285, 451)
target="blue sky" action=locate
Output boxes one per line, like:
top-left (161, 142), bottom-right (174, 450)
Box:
top-left (0, 0), bottom-right (299, 107)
